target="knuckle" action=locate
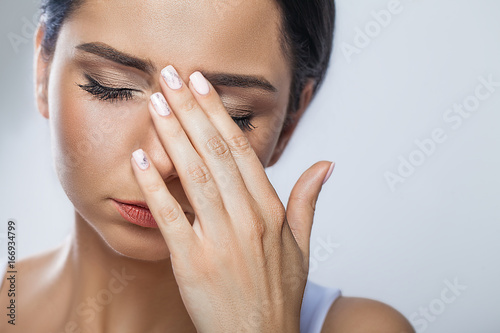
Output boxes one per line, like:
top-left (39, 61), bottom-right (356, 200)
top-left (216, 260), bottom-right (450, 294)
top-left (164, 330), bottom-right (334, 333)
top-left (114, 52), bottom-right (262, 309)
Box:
top-left (158, 205), bottom-right (181, 223)
top-left (145, 182), bottom-right (163, 193)
top-left (166, 124), bottom-right (184, 139)
top-left (249, 220), bottom-right (266, 241)
top-left (206, 135), bottom-right (230, 159)
top-left (226, 134), bottom-right (252, 156)
top-left (180, 98), bottom-right (199, 114)
top-left (245, 211), bottom-right (266, 241)
top-left (186, 162), bottom-right (212, 184)
top-left (265, 200), bottom-right (286, 226)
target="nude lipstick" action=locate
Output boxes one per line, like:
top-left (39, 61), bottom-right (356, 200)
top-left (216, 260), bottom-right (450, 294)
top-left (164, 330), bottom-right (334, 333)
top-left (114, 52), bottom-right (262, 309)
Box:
top-left (112, 199), bottom-right (159, 228)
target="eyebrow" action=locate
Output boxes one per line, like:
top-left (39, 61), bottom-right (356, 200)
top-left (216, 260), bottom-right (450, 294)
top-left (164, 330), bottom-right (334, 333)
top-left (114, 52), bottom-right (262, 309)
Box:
top-left (203, 72), bottom-right (277, 93)
top-left (75, 42), bottom-right (278, 93)
top-left (76, 42), bottom-right (156, 75)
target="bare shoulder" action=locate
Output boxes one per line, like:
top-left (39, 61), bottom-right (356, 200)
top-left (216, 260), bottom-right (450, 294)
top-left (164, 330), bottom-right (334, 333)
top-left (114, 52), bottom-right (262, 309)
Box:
top-left (0, 243), bottom-right (67, 331)
top-left (1, 251), bottom-right (45, 291)
top-left (0, 243), bottom-right (62, 299)
top-left (321, 296), bottom-right (415, 333)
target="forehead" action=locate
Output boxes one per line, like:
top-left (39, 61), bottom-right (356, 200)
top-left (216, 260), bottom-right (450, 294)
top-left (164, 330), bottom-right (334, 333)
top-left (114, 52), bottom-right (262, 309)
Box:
top-left (60, 0), bottom-right (290, 85)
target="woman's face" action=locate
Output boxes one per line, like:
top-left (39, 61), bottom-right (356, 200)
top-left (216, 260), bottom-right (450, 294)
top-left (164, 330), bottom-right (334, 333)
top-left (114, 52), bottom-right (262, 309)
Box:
top-left (37, 0), bottom-right (301, 260)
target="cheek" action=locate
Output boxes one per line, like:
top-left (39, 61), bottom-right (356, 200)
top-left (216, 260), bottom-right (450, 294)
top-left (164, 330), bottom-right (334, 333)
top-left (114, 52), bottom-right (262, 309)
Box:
top-left (48, 71), bottom-right (143, 202)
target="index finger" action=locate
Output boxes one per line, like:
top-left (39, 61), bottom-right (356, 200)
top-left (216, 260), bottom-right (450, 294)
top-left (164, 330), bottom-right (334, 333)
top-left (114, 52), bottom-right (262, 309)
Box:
top-left (130, 148), bottom-right (199, 258)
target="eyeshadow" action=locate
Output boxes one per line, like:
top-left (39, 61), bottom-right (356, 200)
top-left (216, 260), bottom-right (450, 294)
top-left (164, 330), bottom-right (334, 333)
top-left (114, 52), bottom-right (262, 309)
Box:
top-left (75, 55), bottom-right (151, 90)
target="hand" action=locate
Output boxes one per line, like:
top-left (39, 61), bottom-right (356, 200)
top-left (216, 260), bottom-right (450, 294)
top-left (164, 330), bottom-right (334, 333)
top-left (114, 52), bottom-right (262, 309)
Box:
top-left (130, 65), bottom-right (335, 333)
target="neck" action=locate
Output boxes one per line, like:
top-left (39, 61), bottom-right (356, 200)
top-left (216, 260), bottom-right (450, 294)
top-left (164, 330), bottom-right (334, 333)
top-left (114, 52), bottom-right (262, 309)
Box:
top-left (56, 211), bottom-right (195, 333)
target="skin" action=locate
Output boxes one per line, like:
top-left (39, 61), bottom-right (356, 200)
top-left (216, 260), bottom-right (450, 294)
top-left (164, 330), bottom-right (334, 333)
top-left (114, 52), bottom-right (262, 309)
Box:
top-left (0, 0), bottom-right (415, 332)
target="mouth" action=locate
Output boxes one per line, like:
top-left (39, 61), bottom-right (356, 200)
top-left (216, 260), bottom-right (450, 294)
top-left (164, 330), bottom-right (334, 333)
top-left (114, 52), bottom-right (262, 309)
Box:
top-left (112, 199), bottom-right (192, 228)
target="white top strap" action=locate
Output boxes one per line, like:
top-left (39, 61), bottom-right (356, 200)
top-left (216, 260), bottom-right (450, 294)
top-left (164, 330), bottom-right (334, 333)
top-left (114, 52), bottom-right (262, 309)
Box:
top-left (300, 279), bottom-right (342, 333)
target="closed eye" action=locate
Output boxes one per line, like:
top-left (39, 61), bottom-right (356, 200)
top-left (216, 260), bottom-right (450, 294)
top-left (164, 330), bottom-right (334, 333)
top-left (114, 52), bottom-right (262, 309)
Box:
top-left (76, 74), bottom-right (140, 102)
top-left (77, 75), bottom-right (257, 132)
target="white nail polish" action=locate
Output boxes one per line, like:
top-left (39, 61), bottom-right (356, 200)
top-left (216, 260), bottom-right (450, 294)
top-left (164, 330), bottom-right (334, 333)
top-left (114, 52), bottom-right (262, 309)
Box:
top-left (161, 65), bottom-right (183, 90)
top-left (150, 93), bottom-right (171, 116)
top-left (133, 149), bottom-right (149, 170)
top-left (190, 72), bottom-right (210, 95)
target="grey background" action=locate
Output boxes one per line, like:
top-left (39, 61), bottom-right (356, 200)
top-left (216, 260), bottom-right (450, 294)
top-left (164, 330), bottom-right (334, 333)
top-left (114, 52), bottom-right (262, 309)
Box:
top-left (1, 0), bottom-right (499, 332)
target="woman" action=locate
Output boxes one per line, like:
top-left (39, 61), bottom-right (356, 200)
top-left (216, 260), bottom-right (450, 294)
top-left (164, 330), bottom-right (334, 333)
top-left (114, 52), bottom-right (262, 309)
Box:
top-left (0, 0), bottom-right (414, 332)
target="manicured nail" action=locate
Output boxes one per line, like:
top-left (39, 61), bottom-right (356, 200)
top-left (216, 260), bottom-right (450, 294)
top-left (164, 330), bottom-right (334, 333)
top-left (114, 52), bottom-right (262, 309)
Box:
top-left (190, 72), bottom-right (210, 95)
top-left (133, 149), bottom-right (149, 170)
top-left (161, 65), bottom-right (183, 90)
top-left (322, 162), bottom-right (335, 185)
top-left (150, 93), bottom-right (171, 116)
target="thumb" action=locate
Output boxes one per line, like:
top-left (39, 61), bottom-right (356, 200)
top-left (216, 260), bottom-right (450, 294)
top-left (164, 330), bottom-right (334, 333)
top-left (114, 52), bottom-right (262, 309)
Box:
top-left (285, 161), bottom-right (335, 257)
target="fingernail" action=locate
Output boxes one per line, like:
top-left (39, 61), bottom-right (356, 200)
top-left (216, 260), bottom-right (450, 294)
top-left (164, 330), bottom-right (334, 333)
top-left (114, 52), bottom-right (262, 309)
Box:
top-left (161, 65), bottom-right (183, 90)
top-left (150, 93), bottom-right (171, 116)
top-left (133, 149), bottom-right (149, 170)
top-left (189, 72), bottom-right (210, 95)
top-left (322, 162), bottom-right (335, 185)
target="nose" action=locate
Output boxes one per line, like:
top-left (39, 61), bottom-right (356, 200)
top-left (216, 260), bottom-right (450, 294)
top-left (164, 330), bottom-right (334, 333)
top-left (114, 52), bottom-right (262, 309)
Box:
top-left (141, 122), bottom-right (179, 184)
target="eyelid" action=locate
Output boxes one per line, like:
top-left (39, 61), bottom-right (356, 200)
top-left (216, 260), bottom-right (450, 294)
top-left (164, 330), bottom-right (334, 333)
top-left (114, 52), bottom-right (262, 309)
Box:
top-left (226, 107), bottom-right (253, 115)
top-left (218, 94), bottom-right (257, 113)
top-left (223, 103), bottom-right (255, 116)
top-left (76, 56), bottom-right (151, 86)
top-left (83, 73), bottom-right (142, 92)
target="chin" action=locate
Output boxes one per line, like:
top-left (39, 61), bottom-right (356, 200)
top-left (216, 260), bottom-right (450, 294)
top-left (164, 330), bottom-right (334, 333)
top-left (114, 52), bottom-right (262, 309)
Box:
top-left (99, 222), bottom-right (172, 261)
top-left (74, 196), bottom-right (193, 261)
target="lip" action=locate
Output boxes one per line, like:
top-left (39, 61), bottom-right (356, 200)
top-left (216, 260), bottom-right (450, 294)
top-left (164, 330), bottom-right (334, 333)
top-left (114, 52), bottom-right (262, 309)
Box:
top-left (114, 199), bottom-right (150, 209)
top-left (112, 199), bottom-right (193, 228)
top-left (112, 199), bottom-right (158, 228)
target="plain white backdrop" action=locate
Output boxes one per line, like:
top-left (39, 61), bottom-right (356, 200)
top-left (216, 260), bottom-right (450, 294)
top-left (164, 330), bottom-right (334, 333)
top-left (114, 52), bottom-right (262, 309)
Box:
top-left (1, 0), bottom-right (499, 332)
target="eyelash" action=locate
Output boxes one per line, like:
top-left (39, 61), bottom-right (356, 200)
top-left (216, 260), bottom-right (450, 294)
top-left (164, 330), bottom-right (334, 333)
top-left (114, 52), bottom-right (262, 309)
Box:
top-left (77, 74), bottom-right (137, 102)
top-left (230, 115), bottom-right (256, 131)
top-left (77, 74), bottom-right (257, 132)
